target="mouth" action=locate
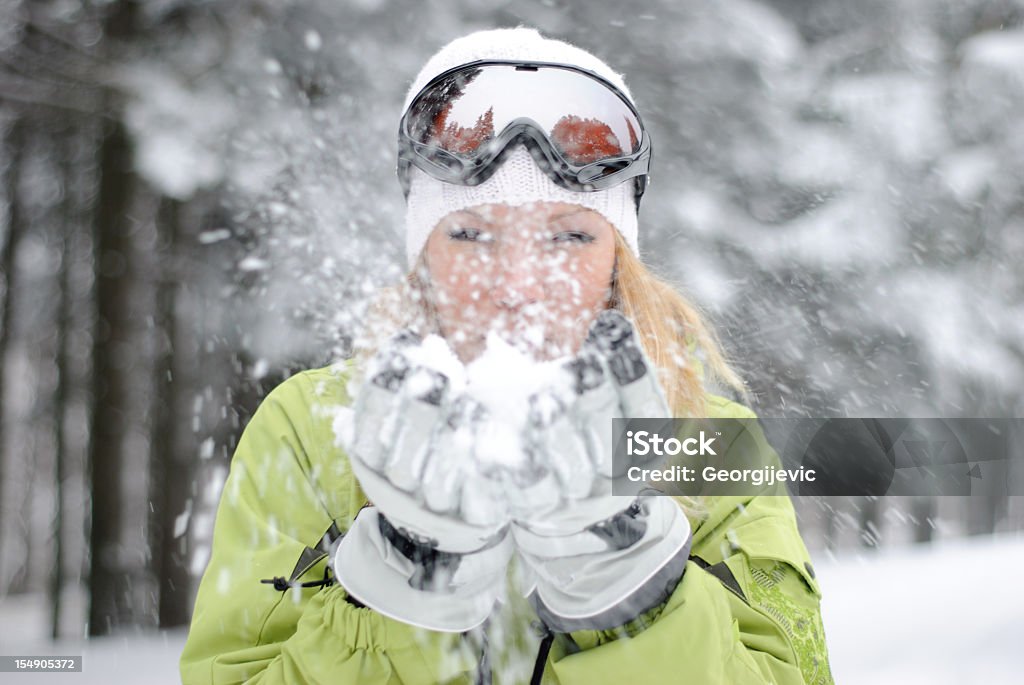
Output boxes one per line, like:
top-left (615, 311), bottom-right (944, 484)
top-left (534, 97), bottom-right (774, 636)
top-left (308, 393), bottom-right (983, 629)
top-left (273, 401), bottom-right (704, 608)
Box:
top-left (454, 311), bottom-right (595, 362)
top-left (482, 328), bottom-right (575, 362)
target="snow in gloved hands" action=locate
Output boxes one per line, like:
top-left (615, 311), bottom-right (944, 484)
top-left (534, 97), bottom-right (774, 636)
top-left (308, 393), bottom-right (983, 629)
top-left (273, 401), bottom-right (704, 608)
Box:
top-left (333, 330), bottom-right (584, 524)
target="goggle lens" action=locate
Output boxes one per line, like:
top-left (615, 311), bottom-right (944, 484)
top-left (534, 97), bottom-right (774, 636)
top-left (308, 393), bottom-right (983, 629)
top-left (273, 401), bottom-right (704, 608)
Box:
top-left (407, 64), bottom-right (643, 166)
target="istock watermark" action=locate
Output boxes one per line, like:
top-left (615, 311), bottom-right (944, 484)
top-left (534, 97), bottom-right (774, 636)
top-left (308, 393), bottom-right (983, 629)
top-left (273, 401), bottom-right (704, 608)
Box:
top-left (625, 429), bottom-right (719, 457)
top-left (611, 417), bottom-right (1023, 497)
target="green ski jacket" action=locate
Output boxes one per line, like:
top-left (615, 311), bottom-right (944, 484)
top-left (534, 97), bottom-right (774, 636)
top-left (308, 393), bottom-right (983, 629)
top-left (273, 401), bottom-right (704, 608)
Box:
top-left (181, 363), bottom-right (834, 684)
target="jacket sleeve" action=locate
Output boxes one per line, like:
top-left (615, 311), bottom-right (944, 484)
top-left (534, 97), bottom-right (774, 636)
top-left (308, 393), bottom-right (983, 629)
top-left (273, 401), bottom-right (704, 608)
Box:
top-left (179, 368), bottom-right (482, 685)
top-left (542, 398), bottom-right (834, 685)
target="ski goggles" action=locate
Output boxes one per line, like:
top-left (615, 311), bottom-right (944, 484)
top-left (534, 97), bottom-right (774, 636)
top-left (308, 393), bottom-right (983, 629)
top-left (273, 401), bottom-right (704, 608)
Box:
top-left (397, 60), bottom-right (652, 204)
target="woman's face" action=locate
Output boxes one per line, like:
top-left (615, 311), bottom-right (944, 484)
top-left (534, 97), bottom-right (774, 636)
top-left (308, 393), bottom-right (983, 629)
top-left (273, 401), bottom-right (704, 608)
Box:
top-left (423, 201), bottom-right (617, 362)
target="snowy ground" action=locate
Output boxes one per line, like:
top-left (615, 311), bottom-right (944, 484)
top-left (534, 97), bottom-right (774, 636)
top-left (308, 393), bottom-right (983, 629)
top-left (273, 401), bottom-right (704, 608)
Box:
top-left (817, 532), bottom-right (1024, 685)
top-left (1, 534), bottom-right (1022, 683)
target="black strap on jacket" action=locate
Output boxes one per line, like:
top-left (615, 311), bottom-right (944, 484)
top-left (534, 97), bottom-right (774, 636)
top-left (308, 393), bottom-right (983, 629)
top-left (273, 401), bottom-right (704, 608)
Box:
top-left (529, 624), bottom-right (555, 685)
top-left (259, 521), bottom-right (343, 592)
top-left (688, 554), bottom-right (747, 603)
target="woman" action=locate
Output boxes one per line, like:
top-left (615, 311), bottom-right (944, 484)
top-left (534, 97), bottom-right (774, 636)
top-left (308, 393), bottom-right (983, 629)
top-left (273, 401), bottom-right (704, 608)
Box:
top-left (181, 28), bottom-right (833, 684)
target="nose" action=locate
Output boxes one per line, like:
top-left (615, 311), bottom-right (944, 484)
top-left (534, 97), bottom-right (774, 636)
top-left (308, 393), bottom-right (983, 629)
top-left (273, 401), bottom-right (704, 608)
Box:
top-left (490, 256), bottom-right (545, 311)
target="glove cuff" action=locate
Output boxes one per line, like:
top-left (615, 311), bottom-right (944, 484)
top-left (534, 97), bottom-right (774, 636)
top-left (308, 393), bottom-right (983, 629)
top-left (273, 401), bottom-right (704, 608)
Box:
top-left (530, 535), bottom-right (690, 632)
top-left (333, 507), bottom-right (512, 633)
top-left (517, 497), bottom-right (692, 632)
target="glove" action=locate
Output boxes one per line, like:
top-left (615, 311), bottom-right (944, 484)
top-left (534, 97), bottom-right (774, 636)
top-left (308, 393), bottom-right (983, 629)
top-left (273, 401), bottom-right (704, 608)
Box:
top-left (333, 331), bottom-right (513, 633)
top-left (510, 310), bottom-right (693, 632)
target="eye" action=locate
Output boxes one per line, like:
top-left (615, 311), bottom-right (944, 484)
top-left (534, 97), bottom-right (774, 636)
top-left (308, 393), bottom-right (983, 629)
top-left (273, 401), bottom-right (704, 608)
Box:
top-left (447, 227), bottom-right (494, 243)
top-left (552, 230), bottom-right (595, 244)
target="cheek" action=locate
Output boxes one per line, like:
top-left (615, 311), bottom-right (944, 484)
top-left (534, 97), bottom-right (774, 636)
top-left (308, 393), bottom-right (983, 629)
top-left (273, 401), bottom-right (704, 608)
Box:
top-left (542, 252), bottom-right (614, 314)
top-left (428, 252), bottom-right (494, 313)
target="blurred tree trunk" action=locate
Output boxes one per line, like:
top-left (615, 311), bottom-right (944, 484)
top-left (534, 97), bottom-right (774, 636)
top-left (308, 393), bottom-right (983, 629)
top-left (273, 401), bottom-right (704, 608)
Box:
top-left (912, 496), bottom-right (936, 543)
top-left (148, 196), bottom-right (191, 628)
top-left (87, 0), bottom-right (141, 637)
top-left (50, 223), bottom-right (70, 639)
top-left (0, 119), bottom-right (26, 559)
top-left (823, 497), bottom-right (840, 553)
top-left (50, 127), bottom-right (78, 639)
top-left (87, 115), bottom-right (137, 635)
top-left (859, 496), bottom-right (882, 548)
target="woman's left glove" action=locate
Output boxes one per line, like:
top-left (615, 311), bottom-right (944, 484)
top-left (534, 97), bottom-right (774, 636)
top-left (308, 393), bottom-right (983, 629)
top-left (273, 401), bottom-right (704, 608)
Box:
top-left (333, 331), bottom-right (513, 633)
top-left (511, 310), bottom-right (693, 632)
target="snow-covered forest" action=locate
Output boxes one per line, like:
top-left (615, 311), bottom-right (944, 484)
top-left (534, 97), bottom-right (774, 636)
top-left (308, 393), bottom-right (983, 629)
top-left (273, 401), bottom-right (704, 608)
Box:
top-left (1, 0), bottom-right (1022, 680)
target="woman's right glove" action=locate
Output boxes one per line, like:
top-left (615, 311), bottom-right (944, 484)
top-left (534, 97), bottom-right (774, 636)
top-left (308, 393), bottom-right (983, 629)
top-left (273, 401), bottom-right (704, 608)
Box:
top-left (333, 332), bottom-right (513, 633)
top-left (509, 310), bottom-right (693, 632)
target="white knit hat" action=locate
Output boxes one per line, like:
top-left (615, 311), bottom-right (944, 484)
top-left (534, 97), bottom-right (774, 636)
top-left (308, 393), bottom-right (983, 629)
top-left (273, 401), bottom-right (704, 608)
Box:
top-left (402, 28), bottom-right (641, 265)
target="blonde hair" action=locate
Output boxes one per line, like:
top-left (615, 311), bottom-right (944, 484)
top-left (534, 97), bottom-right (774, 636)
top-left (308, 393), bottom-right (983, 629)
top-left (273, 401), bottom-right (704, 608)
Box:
top-left (608, 231), bottom-right (748, 414)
